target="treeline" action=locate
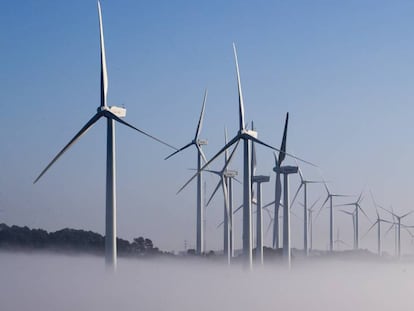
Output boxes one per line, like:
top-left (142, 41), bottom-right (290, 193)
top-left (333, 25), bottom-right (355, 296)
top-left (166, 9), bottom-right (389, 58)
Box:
top-left (0, 223), bottom-right (167, 257)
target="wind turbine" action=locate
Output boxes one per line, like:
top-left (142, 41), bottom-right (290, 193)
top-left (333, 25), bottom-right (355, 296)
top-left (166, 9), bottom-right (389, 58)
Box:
top-left (362, 208), bottom-right (391, 256)
top-left (33, 1), bottom-right (176, 270)
top-left (165, 90), bottom-right (208, 255)
top-left (380, 207), bottom-right (414, 259)
top-left (177, 44), bottom-right (314, 269)
top-left (204, 129), bottom-right (239, 263)
top-left (316, 181), bottom-right (350, 252)
top-left (290, 165), bottom-right (323, 255)
top-left (336, 192), bottom-right (370, 250)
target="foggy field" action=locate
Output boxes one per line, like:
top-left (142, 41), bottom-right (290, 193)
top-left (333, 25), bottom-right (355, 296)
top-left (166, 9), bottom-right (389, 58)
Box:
top-left (1, 251), bottom-right (413, 311)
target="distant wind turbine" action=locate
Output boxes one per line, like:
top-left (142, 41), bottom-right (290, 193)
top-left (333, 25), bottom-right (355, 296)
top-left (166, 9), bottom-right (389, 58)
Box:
top-left (362, 207), bottom-right (391, 256)
top-left (290, 164), bottom-right (323, 255)
top-left (205, 129), bottom-right (239, 264)
top-left (165, 90), bottom-right (208, 255)
top-left (380, 206), bottom-right (414, 259)
top-left (336, 192), bottom-right (370, 250)
top-left (316, 181), bottom-right (350, 252)
top-left (33, 1), bottom-right (176, 270)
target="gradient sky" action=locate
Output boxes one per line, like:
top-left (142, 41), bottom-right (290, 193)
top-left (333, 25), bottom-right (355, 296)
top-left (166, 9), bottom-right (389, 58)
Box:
top-left (2, 0), bottom-right (414, 253)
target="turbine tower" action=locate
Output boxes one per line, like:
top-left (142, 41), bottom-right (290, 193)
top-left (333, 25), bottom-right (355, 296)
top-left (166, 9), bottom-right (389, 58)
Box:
top-left (253, 175), bottom-right (270, 265)
top-left (165, 90), bottom-right (208, 255)
top-left (33, 1), bottom-right (176, 270)
top-left (317, 182), bottom-right (350, 252)
top-left (178, 45), bottom-right (314, 269)
top-left (274, 165), bottom-right (298, 268)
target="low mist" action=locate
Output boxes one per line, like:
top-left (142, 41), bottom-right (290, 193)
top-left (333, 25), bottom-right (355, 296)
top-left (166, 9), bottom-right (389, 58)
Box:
top-left (1, 251), bottom-right (412, 311)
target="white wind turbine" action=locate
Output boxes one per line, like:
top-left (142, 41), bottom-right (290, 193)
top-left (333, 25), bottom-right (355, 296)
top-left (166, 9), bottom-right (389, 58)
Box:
top-left (316, 181), bottom-right (350, 252)
top-left (33, 1), bottom-right (176, 270)
top-left (178, 44), bottom-right (314, 269)
top-left (362, 208), bottom-right (391, 256)
top-left (380, 206), bottom-right (414, 259)
top-left (204, 130), bottom-right (239, 264)
top-left (336, 192), bottom-right (370, 250)
top-left (290, 165), bottom-right (323, 255)
top-left (165, 90), bottom-right (208, 255)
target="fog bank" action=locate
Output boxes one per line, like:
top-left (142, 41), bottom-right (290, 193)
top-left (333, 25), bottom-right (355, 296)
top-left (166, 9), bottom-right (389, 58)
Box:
top-left (1, 251), bottom-right (412, 311)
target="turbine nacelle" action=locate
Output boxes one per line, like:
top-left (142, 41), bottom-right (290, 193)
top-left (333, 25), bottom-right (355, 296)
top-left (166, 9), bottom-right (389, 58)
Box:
top-left (224, 170), bottom-right (238, 178)
top-left (240, 129), bottom-right (258, 139)
top-left (196, 138), bottom-right (208, 146)
top-left (273, 165), bottom-right (298, 175)
top-left (252, 175), bottom-right (270, 183)
top-left (99, 105), bottom-right (127, 118)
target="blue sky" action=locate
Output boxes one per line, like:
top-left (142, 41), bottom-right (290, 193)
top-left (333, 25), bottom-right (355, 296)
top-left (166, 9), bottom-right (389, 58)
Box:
top-left (1, 0), bottom-right (414, 253)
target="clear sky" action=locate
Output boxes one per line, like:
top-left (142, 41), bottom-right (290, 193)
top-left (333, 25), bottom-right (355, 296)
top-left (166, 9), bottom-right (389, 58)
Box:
top-left (1, 0), bottom-right (414, 253)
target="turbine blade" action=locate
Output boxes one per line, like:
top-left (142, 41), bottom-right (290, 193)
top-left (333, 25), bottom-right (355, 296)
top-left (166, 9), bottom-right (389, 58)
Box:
top-left (202, 169), bottom-right (221, 176)
top-left (251, 137), bottom-right (257, 177)
top-left (273, 151), bottom-right (278, 167)
top-left (248, 135), bottom-right (317, 167)
top-left (224, 127), bottom-right (229, 162)
top-left (361, 220), bottom-right (378, 240)
top-left (315, 196), bottom-right (329, 221)
top-left (401, 210), bottom-right (414, 219)
top-left (233, 176), bottom-right (242, 184)
top-left (105, 111), bottom-right (177, 150)
top-left (378, 205), bottom-right (397, 218)
top-left (278, 112), bottom-right (289, 165)
top-left (177, 135), bottom-right (240, 194)
top-left (290, 183), bottom-right (303, 207)
top-left (384, 223), bottom-right (395, 237)
top-left (97, 0), bottom-right (108, 108)
top-left (206, 179), bottom-right (223, 207)
top-left (358, 206), bottom-right (372, 223)
top-left (164, 141), bottom-right (193, 160)
top-left (323, 180), bottom-right (330, 195)
top-left (196, 144), bottom-right (208, 164)
top-left (233, 43), bottom-right (245, 132)
top-left (233, 203), bottom-right (243, 215)
top-left (265, 218), bottom-right (273, 236)
top-left (221, 176), bottom-right (230, 228)
top-left (263, 200), bottom-right (276, 209)
top-left (309, 197), bottom-right (321, 210)
top-left (195, 89), bottom-right (207, 140)
top-left (34, 113), bottom-right (102, 183)
top-left (331, 194), bottom-right (352, 197)
top-left (222, 139), bottom-right (240, 173)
